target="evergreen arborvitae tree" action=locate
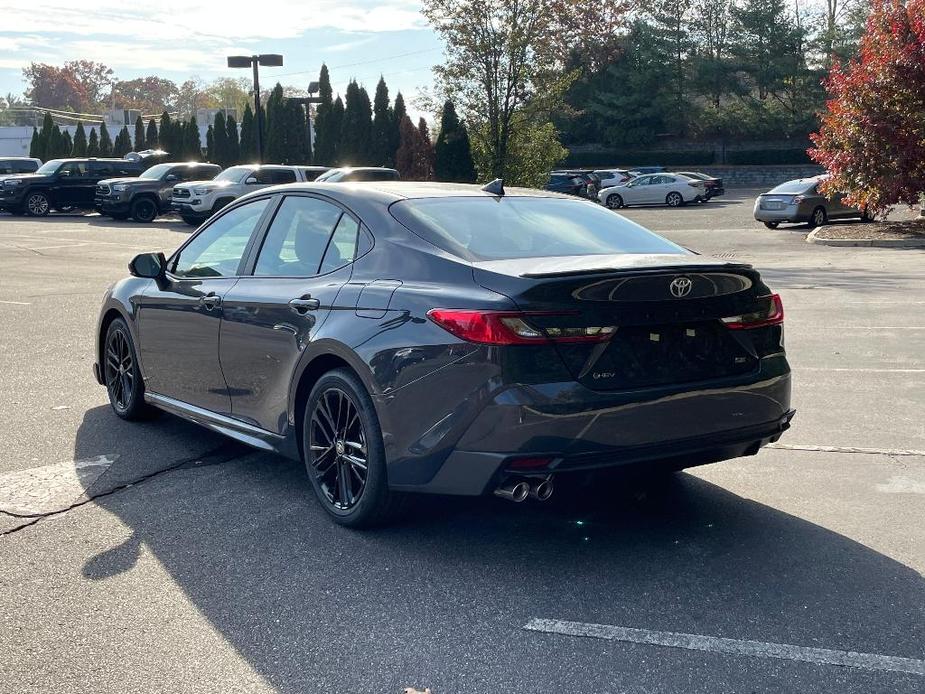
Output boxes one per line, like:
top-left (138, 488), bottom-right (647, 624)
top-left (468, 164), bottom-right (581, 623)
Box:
top-left (239, 104), bottom-right (256, 162)
top-left (113, 126), bottom-right (132, 157)
top-left (184, 117), bottom-right (201, 159)
top-left (146, 118), bottom-right (159, 149)
top-left (47, 125), bottom-right (61, 159)
top-left (98, 122), bottom-right (113, 156)
top-left (38, 112), bottom-right (54, 160)
top-left (133, 116), bottom-right (145, 152)
top-left (213, 111), bottom-right (229, 166)
top-left (434, 100), bottom-right (477, 182)
top-left (370, 76), bottom-right (393, 166)
top-left (61, 130), bottom-right (73, 157)
top-left (87, 128), bottom-right (99, 156)
top-left (339, 80), bottom-right (372, 165)
top-left (159, 111), bottom-right (172, 151)
top-left (29, 128), bottom-right (41, 160)
top-left (264, 83), bottom-right (287, 164)
top-left (391, 92), bottom-right (406, 166)
top-left (226, 114), bottom-right (240, 164)
top-left (172, 120), bottom-right (186, 157)
top-left (312, 64), bottom-right (335, 165)
top-left (417, 118), bottom-right (435, 181)
top-left (394, 114), bottom-right (417, 179)
top-left (206, 125), bottom-right (215, 161)
top-left (330, 95), bottom-right (345, 164)
top-left (72, 122), bottom-right (88, 157)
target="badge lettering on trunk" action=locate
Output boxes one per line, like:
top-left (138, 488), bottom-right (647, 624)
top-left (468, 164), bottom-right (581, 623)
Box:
top-left (670, 277), bottom-right (693, 298)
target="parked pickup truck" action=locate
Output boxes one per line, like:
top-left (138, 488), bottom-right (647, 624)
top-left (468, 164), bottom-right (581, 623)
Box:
top-left (170, 164), bottom-right (322, 226)
top-left (95, 162), bottom-right (222, 222)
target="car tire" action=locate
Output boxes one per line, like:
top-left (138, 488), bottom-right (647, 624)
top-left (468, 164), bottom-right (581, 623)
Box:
top-left (181, 215), bottom-right (199, 227)
top-left (212, 198), bottom-right (234, 215)
top-left (25, 191), bottom-right (51, 216)
top-left (666, 192), bottom-right (684, 207)
top-left (130, 197), bottom-right (158, 223)
top-left (302, 368), bottom-right (404, 528)
top-left (860, 208), bottom-right (874, 223)
top-left (810, 206), bottom-right (827, 228)
top-left (763, 221), bottom-right (779, 229)
top-left (605, 193), bottom-right (623, 209)
top-left (103, 318), bottom-right (151, 421)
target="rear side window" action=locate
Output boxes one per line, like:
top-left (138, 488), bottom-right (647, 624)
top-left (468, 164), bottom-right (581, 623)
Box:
top-left (253, 196), bottom-right (344, 276)
top-left (256, 168), bottom-right (297, 184)
top-left (390, 197), bottom-right (686, 262)
top-left (769, 180), bottom-right (817, 195)
top-left (319, 215), bottom-right (359, 274)
top-left (60, 162), bottom-right (90, 177)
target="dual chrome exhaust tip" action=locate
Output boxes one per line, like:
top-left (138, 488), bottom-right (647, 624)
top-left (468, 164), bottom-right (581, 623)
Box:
top-left (493, 477), bottom-right (554, 503)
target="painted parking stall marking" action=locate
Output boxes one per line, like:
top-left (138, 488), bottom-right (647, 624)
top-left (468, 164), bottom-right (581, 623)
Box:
top-left (524, 618), bottom-right (925, 676)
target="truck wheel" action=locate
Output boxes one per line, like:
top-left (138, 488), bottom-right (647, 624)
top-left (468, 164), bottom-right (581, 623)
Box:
top-left (130, 197), bottom-right (158, 223)
top-left (25, 192), bottom-right (51, 216)
top-left (212, 198), bottom-right (234, 215)
top-left (181, 215), bottom-right (200, 227)
top-left (763, 221), bottom-right (779, 229)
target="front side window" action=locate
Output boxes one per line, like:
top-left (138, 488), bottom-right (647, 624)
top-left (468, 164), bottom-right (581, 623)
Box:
top-left (172, 198), bottom-right (269, 278)
top-left (139, 164), bottom-right (172, 180)
top-left (253, 196), bottom-right (344, 277)
top-left (59, 162), bottom-right (89, 178)
top-left (36, 160), bottom-right (64, 175)
top-left (391, 196), bottom-right (686, 262)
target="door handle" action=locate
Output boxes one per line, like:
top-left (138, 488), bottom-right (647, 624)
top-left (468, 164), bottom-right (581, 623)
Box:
top-left (289, 295), bottom-right (320, 313)
top-left (200, 293), bottom-right (222, 310)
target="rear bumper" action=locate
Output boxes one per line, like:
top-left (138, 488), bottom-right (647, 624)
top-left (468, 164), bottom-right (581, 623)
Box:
top-left (754, 201), bottom-right (811, 223)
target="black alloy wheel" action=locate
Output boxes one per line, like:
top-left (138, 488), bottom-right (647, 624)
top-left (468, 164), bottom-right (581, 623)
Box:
top-left (104, 319), bottom-right (148, 420)
top-left (131, 197), bottom-right (158, 223)
top-left (26, 192), bottom-right (50, 216)
top-left (303, 369), bottom-right (402, 527)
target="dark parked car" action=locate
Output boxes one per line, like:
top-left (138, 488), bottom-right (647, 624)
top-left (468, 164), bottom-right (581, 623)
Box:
top-left (0, 157), bottom-right (42, 175)
top-left (754, 176), bottom-right (870, 229)
top-left (94, 182), bottom-right (793, 527)
top-left (554, 170), bottom-right (601, 197)
top-left (676, 171), bottom-right (725, 199)
top-left (95, 162), bottom-right (222, 222)
top-left (544, 172), bottom-right (587, 196)
top-left (314, 167), bottom-right (400, 182)
top-left (0, 158), bottom-right (144, 216)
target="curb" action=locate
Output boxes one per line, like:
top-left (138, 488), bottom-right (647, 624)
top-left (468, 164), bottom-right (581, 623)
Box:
top-left (806, 227), bottom-right (925, 248)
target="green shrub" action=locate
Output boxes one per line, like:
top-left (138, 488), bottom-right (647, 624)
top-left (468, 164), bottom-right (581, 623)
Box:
top-left (726, 149), bottom-right (811, 165)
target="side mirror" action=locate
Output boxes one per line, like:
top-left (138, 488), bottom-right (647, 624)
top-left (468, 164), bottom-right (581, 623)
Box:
top-left (129, 252), bottom-right (167, 280)
top-left (245, 176), bottom-right (259, 184)
top-left (165, 174), bottom-right (178, 182)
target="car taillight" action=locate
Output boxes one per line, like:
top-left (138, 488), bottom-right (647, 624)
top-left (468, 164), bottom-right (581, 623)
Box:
top-left (792, 195), bottom-right (805, 203)
top-left (427, 309), bottom-right (616, 345)
top-left (688, 181), bottom-right (703, 188)
top-left (721, 294), bottom-right (784, 330)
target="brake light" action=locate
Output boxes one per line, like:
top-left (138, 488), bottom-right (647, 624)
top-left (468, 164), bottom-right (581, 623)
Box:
top-left (427, 309), bottom-right (616, 345)
top-left (792, 195), bottom-right (805, 204)
top-left (721, 294), bottom-right (784, 329)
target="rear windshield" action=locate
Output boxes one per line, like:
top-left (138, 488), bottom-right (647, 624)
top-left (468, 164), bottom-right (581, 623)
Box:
top-left (390, 196), bottom-right (686, 261)
top-left (769, 180), bottom-right (817, 194)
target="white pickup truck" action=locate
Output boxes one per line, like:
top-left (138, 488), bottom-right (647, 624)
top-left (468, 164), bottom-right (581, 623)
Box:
top-left (170, 164), bottom-right (328, 226)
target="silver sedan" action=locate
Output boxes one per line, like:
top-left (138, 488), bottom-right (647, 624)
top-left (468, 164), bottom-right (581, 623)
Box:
top-left (754, 176), bottom-right (871, 229)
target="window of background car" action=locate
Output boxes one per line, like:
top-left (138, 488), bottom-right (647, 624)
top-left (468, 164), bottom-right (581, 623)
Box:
top-left (769, 180), bottom-right (816, 195)
top-left (391, 197), bottom-right (687, 261)
top-left (35, 160), bottom-right (63, 175)
top-left (139, 163), bottom-right (172, 179)
top-left (214, 166), bottom-right (252, 182)
top-left (172, 198), bottom-right (270, 278)
top-left (256, 168), bottom-right (297, 184)
top-left (59, 162), bottom-right (89, 177)
top-left (253, 196), bottom-right (344, 277)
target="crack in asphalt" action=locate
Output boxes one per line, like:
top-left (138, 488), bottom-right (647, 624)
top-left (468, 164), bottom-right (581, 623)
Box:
top-left (0, 444), bottom-right (248, 538)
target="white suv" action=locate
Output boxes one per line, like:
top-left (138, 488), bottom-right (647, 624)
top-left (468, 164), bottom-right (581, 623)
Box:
top-left (171, 164), bottom-right (316, 226)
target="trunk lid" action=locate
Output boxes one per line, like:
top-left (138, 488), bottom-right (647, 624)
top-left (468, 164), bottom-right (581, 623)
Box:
top-left (474, 254), bottom-right (770, 391)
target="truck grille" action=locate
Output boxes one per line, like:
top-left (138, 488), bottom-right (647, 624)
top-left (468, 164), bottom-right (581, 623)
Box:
top-left (173, 188), bottom-right (191, 198)
top-left (96, 184), bottom-right (110, 195)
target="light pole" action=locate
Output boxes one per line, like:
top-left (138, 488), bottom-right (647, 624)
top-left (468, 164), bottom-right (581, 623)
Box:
top-left (227, 54), bottom-right (283, 163)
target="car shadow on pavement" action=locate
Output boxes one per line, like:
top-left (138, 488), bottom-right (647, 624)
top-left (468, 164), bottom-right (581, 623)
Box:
top-left (73, 407), bottom-right (925, 692)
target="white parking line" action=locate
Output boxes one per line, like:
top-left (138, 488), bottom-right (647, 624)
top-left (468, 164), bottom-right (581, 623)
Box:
top-left (0, 300), bottom-right (31, 305)
top-left (523, 618), bottom-right (925, 676)
top-left (797, 367), bottom-right (925, 373)
top-left (767, 443), bottom-right (925, 457)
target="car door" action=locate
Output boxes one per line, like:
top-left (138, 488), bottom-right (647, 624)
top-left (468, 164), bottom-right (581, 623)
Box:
top-left (52, 161), bottom-right (92, 206)
top-left (136, 197), bottom-right (273, 415)
top-left (219, 194), bottom-right (361, 433)
top-left (622, 175), bottom-right (651, 204)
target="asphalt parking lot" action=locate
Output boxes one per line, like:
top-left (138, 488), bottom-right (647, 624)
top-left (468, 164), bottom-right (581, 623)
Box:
top-left (0, 189), bottom-right (923, 693)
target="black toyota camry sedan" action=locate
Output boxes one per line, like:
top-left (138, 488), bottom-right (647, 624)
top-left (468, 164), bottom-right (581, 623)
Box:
top-left (94, 181), bottom-right (793, 527)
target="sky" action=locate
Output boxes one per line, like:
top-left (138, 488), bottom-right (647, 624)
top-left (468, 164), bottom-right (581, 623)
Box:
top-left (0, 0), bottom-right (443, 118)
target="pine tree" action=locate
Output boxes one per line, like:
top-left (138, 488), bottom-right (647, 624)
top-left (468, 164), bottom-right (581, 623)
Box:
top-left (434, 100), bottom-right (476, 182)
top-left (133, 116), bottom-right (145, 152)
top-left (47, 125), bottom-right (61, 159)
top-left (239, 103), bottom-right (256, 162)
top-left (312, 64), bottom-right (335, 165)
top-left (61, 130), bottom-right (73, 157)
top-left (87, 128), bottom-right (99, 156)
top-left (146, 118), bottom-right (159, 149)
top-left (213, 111), bottom-right (229, 166)
top-left (184, 116), bottom-right (201, 159)
top-left (370, 77), bottom-right (393, 166)
top-left (113, 126), bottom-right (132, 157)
top-left (29, 128), bottom-right (41, 160)
top-left (159, 111), bottom-right (172, 151)
top-left (72, 122), bottom-right (88, 157)
top-left (339, 80), bottom-right (372, 165)
top-left (206, 125), bottom-right (215, 161)
top-left (98, 122), bottom-right (113, 156)
top-left (264, 83), bottom-right (287, 163)
top-left (330, 95), bottom-right (345, 164)
top-left (38, 112), bottom-right (54, 160)
top-left (391, 92), bottom-right (406, 167)
top-left (416, 118), bottom-right (435, 180)
top-left (288, 100), bottom-right (309, 164)
top-left (226, 114), bottom-right (240, 164)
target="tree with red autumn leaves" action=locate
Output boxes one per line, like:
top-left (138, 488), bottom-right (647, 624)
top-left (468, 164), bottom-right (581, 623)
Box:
top-left (809, 0), bottom-right (925, 215)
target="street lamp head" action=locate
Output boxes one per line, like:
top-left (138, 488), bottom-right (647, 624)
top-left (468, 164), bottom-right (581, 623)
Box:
top-left (227, 56), bottom-right (253, 68)
top-left (307, 81), bottom-right (320, 95)
top-left (258, 54), bottom-right (284, 67)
